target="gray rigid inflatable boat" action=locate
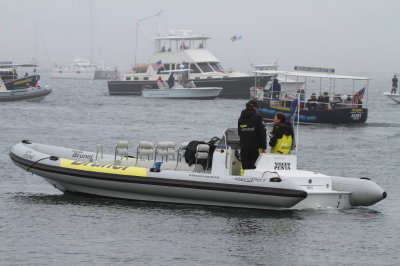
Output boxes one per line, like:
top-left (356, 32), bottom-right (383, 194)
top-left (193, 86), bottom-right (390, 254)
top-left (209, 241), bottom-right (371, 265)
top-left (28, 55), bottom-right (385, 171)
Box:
top-left (9, 129), bottom-right (386, 210)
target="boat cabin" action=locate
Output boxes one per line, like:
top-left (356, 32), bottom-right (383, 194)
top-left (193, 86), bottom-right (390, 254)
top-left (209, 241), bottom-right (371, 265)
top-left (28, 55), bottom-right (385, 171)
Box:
top-left (124, 30), bottom-right (245, 82)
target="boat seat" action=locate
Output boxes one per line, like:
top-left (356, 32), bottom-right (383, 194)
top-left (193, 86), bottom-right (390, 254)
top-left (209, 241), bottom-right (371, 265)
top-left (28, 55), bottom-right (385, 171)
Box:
top-left (135, 141), bottom-right (154, 166)
top-left (195, 144), bottom-right (210, 172)
top-left (154, 141), bottom-right (176, 162)
top-left (114, 141), bottom-right (129, 165)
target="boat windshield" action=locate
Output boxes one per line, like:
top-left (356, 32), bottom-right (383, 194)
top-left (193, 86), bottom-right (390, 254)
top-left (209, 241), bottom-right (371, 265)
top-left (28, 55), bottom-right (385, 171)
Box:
top-left (209, 62), bottom-right (223, 72)
top-left (197, 63), bottom-right (215, 73)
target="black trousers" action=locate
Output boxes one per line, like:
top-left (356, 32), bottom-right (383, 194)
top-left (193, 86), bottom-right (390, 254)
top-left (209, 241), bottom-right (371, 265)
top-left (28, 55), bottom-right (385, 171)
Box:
top-left (241, 147), bottom-right (260, 170)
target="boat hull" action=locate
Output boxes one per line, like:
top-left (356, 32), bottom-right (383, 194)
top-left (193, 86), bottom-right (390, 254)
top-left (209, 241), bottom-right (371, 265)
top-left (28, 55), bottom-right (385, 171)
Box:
top-left (257, 102), bottom-right (368, 124)
top-left (108, 76), bottom-right (270, 99)
top-left (94, 70), bottom-right (118, 80)
top-left (142, 87), bottom-right (222, 99)
top-left (0, 87), bottom-right (52, 101)
top-left (4, 75), bottom-right (40, 90)
top-left (9, 142), bottom-right (307, 210)
top-left (383, 92), bottom-right (400, 103)
top-left (50, 70), bottom-right (95, 80)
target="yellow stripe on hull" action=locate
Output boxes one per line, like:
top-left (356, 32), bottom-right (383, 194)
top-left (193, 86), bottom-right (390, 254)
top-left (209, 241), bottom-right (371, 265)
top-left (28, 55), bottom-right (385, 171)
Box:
top-left (60, 159), bottom-right (147, 177)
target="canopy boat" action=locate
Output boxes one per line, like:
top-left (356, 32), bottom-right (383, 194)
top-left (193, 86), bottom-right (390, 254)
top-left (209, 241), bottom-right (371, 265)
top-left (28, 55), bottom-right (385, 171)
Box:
top-left (9, 129), bottom-right (386, 210)
top-left (383, 92), bottom-right (400, 103)
top-left (141, 69), bottom-right (222, 99)
top-left (252, 67), bottom-right (370, 124)
top-left (108, 15), bottom-right (271, 98)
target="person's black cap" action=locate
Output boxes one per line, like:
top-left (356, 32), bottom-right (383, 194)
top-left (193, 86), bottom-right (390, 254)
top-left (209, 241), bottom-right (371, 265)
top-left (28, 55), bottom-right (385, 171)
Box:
top-left (246, 100), bottom-right (258, 108)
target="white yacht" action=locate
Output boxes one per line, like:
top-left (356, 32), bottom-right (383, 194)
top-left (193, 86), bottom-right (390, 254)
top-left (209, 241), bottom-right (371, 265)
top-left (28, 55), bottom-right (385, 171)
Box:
top-left (108, 30), bottom-right (270, 98)
top-left (50, 57), bottom-right (118, 80)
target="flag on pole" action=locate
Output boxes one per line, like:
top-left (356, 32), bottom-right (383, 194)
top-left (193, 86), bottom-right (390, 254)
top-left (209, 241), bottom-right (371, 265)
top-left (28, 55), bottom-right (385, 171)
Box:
top-left (152, 60), bottom-right (163, 71)
top-left (352, 87), bottom-right (365, 107)
top-left (290, 97), bottom-right (298, 117)
top-left (230, 35), bottom-right (242, 42)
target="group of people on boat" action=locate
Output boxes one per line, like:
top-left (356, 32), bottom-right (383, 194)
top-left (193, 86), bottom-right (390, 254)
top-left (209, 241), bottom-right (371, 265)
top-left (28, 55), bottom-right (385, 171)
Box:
top-left (238, 100), bottom-right (294, 170)
top-left (305, 92), bottom-right (330, 110)
top-left (156, 74), bottom-right (175, 89)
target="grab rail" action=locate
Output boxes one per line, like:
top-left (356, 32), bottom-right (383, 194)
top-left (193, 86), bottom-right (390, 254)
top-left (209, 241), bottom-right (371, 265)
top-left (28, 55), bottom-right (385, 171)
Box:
top-left (95, 144), bottom-right (103, 162)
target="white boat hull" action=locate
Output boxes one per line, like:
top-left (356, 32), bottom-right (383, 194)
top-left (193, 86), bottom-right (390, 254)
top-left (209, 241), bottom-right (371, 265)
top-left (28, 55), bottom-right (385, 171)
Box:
top-left (383, 92), bottom-right (400, 103)
top-left (50, 69), bottom-right (95, 80)
top-left (142, 87), bottom-right (223, 99)
top-left (9, 137), bottom-right (386, 210)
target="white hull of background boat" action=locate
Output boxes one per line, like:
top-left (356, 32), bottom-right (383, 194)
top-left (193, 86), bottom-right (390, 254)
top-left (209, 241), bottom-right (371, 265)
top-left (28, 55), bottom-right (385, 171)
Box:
top-left (142, 87), bottom-right (223, 99)
top-left (383, 92), bottom-right (400, 103)
top-left (50, 69), bottom-right (95, 80)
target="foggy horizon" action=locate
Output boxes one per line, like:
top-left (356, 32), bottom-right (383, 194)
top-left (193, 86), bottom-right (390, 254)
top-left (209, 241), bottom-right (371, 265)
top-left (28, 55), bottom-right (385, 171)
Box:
top-left (2, 0), bottom-right (399, 79)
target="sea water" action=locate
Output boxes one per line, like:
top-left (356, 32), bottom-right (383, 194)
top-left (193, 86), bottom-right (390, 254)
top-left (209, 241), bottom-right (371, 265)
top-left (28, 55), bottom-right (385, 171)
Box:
top-left (0, 73), bottom-right (399, 265)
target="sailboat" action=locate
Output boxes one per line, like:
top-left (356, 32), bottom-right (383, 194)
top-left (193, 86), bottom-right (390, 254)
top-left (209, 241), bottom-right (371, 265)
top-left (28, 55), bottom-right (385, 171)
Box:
top-left (50, 1), bottom-right (118, 80)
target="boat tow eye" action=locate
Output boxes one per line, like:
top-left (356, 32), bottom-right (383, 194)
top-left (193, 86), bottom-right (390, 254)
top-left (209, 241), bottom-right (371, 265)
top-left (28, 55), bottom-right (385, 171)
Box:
top-left (22, 140), bottom-right (32, 144)
top-left (49, 156), bottom-right (59, 161)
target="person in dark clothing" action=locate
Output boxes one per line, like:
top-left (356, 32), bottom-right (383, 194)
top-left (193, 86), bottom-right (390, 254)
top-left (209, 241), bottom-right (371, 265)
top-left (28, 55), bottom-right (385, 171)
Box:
top-left (392, 74), bottom-right (398, 94)
top-left (167, 73), bottom-right (175, 88)
top-left (270, 79), bottom-right (281, 99)
top-left (238, 100), bottom-right (267, 170)
top-left (269, 113), bottom-right (294, 154)
top-left (306, 93), bottom-right (317, 110)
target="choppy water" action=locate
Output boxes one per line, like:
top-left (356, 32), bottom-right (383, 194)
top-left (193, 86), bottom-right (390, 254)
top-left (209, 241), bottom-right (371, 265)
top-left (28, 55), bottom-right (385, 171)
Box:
top-left (1, 73), bottom-right (399, 265)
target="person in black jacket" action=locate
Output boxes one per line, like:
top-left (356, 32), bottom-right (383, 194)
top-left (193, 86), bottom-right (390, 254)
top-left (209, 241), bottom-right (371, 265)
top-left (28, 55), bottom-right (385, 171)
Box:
top-left (238, 100), bottom-right (267, 170)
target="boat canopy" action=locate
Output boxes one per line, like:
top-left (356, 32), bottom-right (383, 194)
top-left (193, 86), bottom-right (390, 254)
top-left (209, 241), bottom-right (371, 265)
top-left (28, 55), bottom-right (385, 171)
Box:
top-left (0, 63), bottom-right (38, 69)
top-left (254, 70), bottom-right (370, 80)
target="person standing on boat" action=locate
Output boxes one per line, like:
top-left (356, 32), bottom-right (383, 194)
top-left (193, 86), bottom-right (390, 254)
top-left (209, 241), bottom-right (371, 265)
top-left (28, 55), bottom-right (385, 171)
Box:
top-left (270, 79), bottom-right (281, 99)
top-left (167, 73), bottom-right (175, 88)
top-left (269, 113), bottom-right (294, 154)
top-left (392, 74), bottom-right (398, 94)
top-left (238, 100), bottom-right (267, 170)
top-left (156, 76), bottom-right (166, 89)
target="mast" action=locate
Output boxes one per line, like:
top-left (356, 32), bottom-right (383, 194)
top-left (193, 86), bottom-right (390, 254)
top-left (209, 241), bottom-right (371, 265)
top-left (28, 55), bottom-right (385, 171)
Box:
top-left (134, 11), bottom-right (162, 65)
top-left (89, 0), bottom-right (94, 65)
top-left (34, 21), bottom-right (38, 65)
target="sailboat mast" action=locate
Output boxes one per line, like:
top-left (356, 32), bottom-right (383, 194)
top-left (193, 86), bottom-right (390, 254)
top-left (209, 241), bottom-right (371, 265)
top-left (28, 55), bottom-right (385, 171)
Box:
top-left (89, 0), bottom-right (94, 65)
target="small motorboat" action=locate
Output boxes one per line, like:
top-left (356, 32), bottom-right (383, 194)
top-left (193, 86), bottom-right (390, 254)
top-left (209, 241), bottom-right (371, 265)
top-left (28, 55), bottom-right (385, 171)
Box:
top-left (0, 76), bottom-right (52, 102)
top-left (383, 92), bottom-right (400, 103)
top-left (141, 69), bottom-right (223, 99)
top-left (9, 129), bottom-right (386, 210)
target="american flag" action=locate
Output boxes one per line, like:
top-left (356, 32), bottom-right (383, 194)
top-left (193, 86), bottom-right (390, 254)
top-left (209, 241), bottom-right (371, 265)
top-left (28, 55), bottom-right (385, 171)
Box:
top-left (152, 60), bottom-right (163, 71)
top-left (352, 87), bottom-right (366, 107)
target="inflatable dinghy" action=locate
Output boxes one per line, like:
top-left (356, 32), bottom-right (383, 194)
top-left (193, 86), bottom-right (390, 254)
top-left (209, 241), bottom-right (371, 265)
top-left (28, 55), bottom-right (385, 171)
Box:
top-left (9, 129), bottom-right (386, 210)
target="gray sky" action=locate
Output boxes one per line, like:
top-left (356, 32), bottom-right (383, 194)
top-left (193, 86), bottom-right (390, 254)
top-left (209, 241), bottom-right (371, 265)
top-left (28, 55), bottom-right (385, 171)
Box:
top-left (1, 0), bottom-right (399, 78)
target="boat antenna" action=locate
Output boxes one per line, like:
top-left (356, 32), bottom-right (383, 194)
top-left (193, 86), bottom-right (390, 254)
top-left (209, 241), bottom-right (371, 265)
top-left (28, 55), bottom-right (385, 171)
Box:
top-left (134, 11), bottom-right (162, 65)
